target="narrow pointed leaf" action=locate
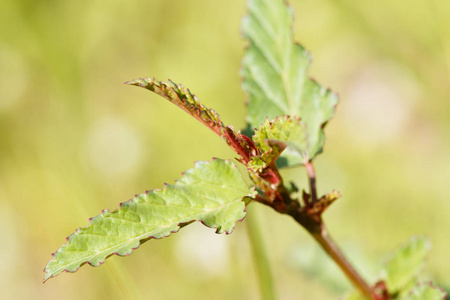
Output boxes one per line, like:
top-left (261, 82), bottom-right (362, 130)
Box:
top-left (382, 237), bottom-right (432, 293)
top-left (44, 159), bottom-right (256, 282)
top-left (242, 0), bottom-right (338, 165)
top-left (126, 78), bottom-right (225, 136)
top-left (308, 190), bottom-right (341, 215)
top-left (126, 78), bottom-right (257, 164)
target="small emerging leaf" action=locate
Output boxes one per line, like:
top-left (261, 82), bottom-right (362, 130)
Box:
top-left (404, 283), bottom-right (447, 300)
top-left (242, 0), bottom-right (338, 166)
top-left (307, 190), bottom-right (341, 215)
top-left (44, 159), bottom-right (256, 282)
top-left (382, 237), bottom-right (432, 293)
top-left (250, 116), bottom-right (306, 170)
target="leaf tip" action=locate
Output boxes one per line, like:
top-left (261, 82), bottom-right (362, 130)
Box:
top-left (124, 78), bottom-right (143, 86)
top-left (124, 77), bottom-right (156, 87)
top-left (43, 273), bottom-right (51, 284)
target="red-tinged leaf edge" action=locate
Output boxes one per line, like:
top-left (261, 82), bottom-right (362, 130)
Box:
top-left (126, 77), bottom-right (263, 167)
top-left (126, 77), bottom-right (225, 136)
top-left (407, 282), bottom-right (448, 300)
top-left (44, 158), bottom-right (255, 283)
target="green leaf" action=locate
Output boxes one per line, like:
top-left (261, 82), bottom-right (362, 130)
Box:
top-left (126, 78), bottom-right (225, 136)
top-left (126, 78), bottom-right (258, 165)
top-left (403, 283), bottom-right (447, 300)
top-left (242, 0), bottom-right (338, 165)
top-left (382, 237), bottom-right (432, 293)
top-left (249, 115), bottom-right (306, 170)
top-left (44, 159), bottom-right (256, 282)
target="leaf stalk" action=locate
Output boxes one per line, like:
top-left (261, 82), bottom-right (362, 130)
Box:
top-left (305, 161), bottom-right (318, 204)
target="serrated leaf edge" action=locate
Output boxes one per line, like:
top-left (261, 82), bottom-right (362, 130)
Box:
top-left (241, 0), bottom-right (339, 164)
top-left (44, 159), bottom-right (256, 283)
top-left (381, 236), bottom-right (432, 293)
top-left (405, 281), bottom-right (447, 300)
top-left (126, 77), bottom-right (225, 135)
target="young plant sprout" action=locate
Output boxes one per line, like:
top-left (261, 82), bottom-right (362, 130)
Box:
top-left (44, 0), bottom-right (446, 299)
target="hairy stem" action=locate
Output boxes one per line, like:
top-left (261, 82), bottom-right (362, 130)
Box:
top-left (246, 206), bottom-right (277, 300)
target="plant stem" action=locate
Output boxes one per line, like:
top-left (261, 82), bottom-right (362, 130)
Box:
top-left (287, 206), bottom-right (375, 299)
top-left (258, 160), bottom-right (375, 298)
top-left (246, 205), bottom-right (277, 300)
top-left (311, 224), bottom-right (374, 299)
top-left (305, 161), bottom-right (318, 203)
top-left (304, 162), bottom-right (373, 298)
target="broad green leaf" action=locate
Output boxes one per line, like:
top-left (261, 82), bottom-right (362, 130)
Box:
top-left (403, 284), bottom-right (447, 300)
top-left (126, 78), bottom-right (225, 136)
top-left (381, 237), bottom-right (432, 293)
top-left (242, 0), bottom-right (338, 166)
top-left (44, 159), bottom-right (256, 282)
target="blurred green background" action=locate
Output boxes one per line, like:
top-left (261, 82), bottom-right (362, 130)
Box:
top-left (1, 0), bottom-right (449, 299)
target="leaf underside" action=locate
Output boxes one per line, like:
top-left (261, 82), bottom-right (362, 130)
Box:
top-left (44, 159), bottom-right (256, 282)
top-left (242, 0), bottom-right (338, 166)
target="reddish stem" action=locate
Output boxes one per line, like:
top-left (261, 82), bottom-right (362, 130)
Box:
top-left (257, 160), bottom-right (378, 299)
top-left (311, 224), bottom-right (375, 299)
top-left (305, 161), bottom-right (318, 203)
